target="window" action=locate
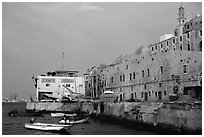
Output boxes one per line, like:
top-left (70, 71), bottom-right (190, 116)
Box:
top-left (133, 72), bottom-right (136, 79)
top-left (131, 86), bottom-right (133, 91)
top-left (180, 43), bottom-right (183, 50)
top-left (164, 91), bottom-right (166, 96)
top-left (199, 30), bottom-right (202, 37)
top-left (46, 83), bottom-right (50, 87)
top-left (126, 65), bottom-right (128, 70)
top-left (160, 65), bottom-right (163, 74)
top-left (172, 45), bottom-right (176, 50)
top-left (199, 41), bottom-right (202, 52)
top-left (155, 45), bottom-right (157, 50)
top-left (152, 46), bottom-right (154, 52)
top-left (144, 84), bottom-right (146, 89)
top-left (66, 84), bottom-right (70, 87)
top-left (131, 93), bottom-right (134, 99)
top-left (187, 42), bottom-right (191, 51)
top-left (111, 77), bottom-right (113, 83)
top-left (141, 92), bottom-right (143, 98)
top-left (123, 75), bottom-right (125, 81)
top-left (159, 83), bottom-right (162, 87)
top-left (179, 36), bottom-right (183, 42)
top-left (123, 93), bottom-right (125, 99)
top-left (172, 38), bottom-right (176, 44)
top-left (149, 91), bottom-right (151, 96)
top-left (130, 73), bottom-right (132, 80)
top-left (142, 70), bottom-right (144, 77)
top-left (187, 32), bottom-right (190, 39)
top-left (160, 43), bottom-right (163, 49)
top-left (155, 92), bottom-right (157, 97)
top-left (120, 75), bottom-right (122, 82)
top-left (147, 69), bottom-right (150, 77)
top-left (183, 64), bottom-right (187, 74)
top-left (166, 41), bottom-right (169, 46)
top-left (134, 92), bottom-right (137, 98)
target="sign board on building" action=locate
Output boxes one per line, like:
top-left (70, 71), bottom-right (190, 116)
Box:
top-left (61, 79), bottom-right (75, 83)
top-left (41, 78), bottom-right (55, 83)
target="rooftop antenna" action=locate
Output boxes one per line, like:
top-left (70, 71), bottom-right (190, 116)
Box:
top-left (60, 49), bottom-right (65, 71)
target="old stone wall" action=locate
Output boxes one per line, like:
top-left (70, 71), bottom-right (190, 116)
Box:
top-left (157, 103), bottom-right (202, 132)
top-left (26, 102), bottom-right (81, 112)
top-left (92, 102), bottom-right (201, 134)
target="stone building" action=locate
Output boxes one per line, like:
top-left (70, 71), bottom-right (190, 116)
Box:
top-left (85, 6), bottom-right (202, 102)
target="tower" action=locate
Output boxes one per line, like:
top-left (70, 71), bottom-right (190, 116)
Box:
top-left (177, 4), bottom-right (186, 26)
top-left (175, 4), bottom-right (186, 36)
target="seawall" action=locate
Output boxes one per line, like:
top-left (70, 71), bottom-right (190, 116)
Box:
top-left (26, 101), bottom-right (82, 112)
top-left (26, 101), bottom-right (202, 134)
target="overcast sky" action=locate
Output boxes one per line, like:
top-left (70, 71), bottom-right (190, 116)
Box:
top-left (2, 2), bottom-right (202, 99)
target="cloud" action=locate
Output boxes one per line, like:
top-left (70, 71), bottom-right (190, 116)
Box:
top-left (77, 3), bottom-right (103, 11)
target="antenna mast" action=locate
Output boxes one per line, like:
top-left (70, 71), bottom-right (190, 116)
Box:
top-left (61, 49), bottom-right (65, 71)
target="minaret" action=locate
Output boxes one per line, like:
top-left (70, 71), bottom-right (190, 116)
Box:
top-left (177, 4), bottom-right (186, 26)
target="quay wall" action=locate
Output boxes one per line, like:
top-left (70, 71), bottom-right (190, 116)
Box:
top-left (26, 102), bottom-right (81, 112)
top-left (26, 101), bottom-right (201, 134)
top-left (91, 102), bottom-right (202, 134)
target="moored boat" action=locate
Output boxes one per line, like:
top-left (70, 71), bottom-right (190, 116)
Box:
top-left (51, 113), bottom-right (77, 117)
top-left (59, 116), bottom-right (89, 124)
top-left (8, 110), bottom-right (44, 117)
top-left (24, 123), bottom-right (71, 131)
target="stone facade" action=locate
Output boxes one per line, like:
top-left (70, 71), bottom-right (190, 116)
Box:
top-left (85, 6), bottom-right (202, 102)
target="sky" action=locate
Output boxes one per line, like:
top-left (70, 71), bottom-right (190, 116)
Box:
top-left (2, 2), bottom-right (202, 99)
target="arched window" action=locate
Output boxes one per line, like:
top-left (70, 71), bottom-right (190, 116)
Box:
top-left (187, 42), bottom-right (191, 51)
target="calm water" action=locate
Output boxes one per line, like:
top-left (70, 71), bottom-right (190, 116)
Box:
top-left (2, 102), bottom-right (157, 135)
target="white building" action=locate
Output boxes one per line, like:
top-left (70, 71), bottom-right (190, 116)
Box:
top-left (35, 70), bottom-right (85, 101)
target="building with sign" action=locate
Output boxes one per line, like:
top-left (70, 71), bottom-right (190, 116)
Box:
top-left (34, 70), bottom-right (85, 101)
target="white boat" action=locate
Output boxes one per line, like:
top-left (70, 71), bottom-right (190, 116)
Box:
top-left (59, 117), bottom-right (89, 124)
top-left (24, 122), bottom-right (71, 131)
top-left (51, 113), bottom-right (77, 117)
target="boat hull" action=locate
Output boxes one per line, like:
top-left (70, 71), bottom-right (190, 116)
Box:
top-left (25, 123), bottom-right (71, 131)
top-left (59, 117), bottom-right (89, 124)
top-left (51, 113), bottom-right (77, 117)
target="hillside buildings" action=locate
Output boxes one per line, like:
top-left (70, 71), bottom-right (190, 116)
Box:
top-left (85, 5), bottom-right (202, 102)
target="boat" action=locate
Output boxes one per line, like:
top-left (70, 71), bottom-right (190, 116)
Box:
top-left (51, 113), bottom-right (77, 117)
top-left (59, 117), bottom-right (89, 124)
top-left (24, 122), bottom-right (71, 132)
top-left (59, 116), bottom-right (90, 124)
top-left (8, 110), bottom-right (44, 117)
